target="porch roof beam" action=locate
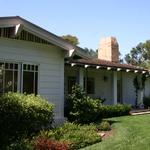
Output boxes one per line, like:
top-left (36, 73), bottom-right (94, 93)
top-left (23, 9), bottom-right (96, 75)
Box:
top-left (117, 68), bottom-right (121, 71)
top-left (126, 69), bottom-right (130, 72)
top-left (96, 66), bottom-right (101, 69)
top-left (107, 67), bottom-right (111, 70)
top-left (84, 64), bottom-right (89, 68)
top-left (71, 63), bottom-right (76, 67)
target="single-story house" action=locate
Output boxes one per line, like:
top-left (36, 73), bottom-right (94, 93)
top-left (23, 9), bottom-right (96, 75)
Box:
top-left (0, 16), bottom-right (150, 123)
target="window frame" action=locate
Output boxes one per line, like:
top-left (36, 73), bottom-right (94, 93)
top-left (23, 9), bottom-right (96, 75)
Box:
top-left (84, 77), bottom-right (95, 94)
top-left (0, 60), bottom-right (39, 95)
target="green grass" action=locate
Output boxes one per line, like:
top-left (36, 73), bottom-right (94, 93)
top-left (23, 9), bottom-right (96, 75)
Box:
top-left (81, 114), bottom-right (150, 150)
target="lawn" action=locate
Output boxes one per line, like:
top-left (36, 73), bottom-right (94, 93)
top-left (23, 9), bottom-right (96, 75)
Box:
top-left (81, 114), bottom-right (150, 150)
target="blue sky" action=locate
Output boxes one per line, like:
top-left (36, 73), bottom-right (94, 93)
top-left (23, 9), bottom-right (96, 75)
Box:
top-left (1, 0), bottom-right (150, 57)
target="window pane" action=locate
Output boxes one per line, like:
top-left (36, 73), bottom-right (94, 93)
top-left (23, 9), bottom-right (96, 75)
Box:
top-left (5, 70), bottom-right (13, 93)
top-left (87, 78), bottom-right (95, 94)
top-left (23, 71), bottom-right (34, 94)
top-left (68, 77), bottom-right (76, 94)
top-left (0, 69), bottom-right (3, 94)
top-left (23, 65), bottom-right (38, 94)
top-left (35, 72), bottom-right (38, 95)
top-left (84, 77), bottom-right (95, 94)
top-left (14, 71), bottom-right (18, 92)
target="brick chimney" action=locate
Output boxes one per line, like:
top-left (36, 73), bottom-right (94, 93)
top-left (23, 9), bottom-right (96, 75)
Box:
top-left (98, 37), bottom-right (119, 63)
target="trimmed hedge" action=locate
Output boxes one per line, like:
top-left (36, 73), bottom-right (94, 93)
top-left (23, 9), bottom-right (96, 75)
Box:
top-left (98, 104), bottom-right (131, 119)
top-left (0, 92), bottom-right (54, 148)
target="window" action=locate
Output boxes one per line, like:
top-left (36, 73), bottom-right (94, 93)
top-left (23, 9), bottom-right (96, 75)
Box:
top-left (84, 77), bottom-right (95, 94)
top-left (0, 61), bottom-right (38, 95)
top-left (23, 64), bottom-right (38, 94)
top-left (0, 62), bottom-right (18, 94)
top-left (68, 77), bottom-right (77, 94)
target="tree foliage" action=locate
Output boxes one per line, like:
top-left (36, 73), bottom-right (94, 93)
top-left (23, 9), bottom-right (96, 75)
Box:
top-left (125, 40), bottom-right (150, 68)
top-left (61, 35), bottom-right (79, 45)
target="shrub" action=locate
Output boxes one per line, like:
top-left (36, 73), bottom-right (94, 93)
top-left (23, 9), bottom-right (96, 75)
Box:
top-left (65, 84), bottom-right (131, 123)
top-left (38, 122), bottom-right (101, 150)
top-left (6, 138), bottom-right (33, 150)
top-left (98, 104), bottom-right (131, 119)
top-left (0, 92), bottom-right (54, 147)
top-left (143, 97), bottom-right (150, 108)
top-left (97, 121), bottom-right (111, 131)
top-left (65, 84), bottom-right (102, 123)
top-left (33, 137), bottom-right (69, 150)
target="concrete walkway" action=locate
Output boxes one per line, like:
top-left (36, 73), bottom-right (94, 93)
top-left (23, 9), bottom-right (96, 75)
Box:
top-left (130, 109), bottom-right (150, 115)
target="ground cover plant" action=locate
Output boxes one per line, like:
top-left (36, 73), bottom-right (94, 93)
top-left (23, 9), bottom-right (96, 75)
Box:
top-left (36, 122), bottom-right (101, 150)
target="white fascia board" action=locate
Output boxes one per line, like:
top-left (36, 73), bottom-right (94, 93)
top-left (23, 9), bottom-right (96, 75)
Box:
top-left (15, 24), bottom-right (23, 36)
top-left (68, 49), bottom-right (75, 57)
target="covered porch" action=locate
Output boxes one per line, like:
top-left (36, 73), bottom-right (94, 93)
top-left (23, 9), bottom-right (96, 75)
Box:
top-left (65, 59), bottom-right (149, 106)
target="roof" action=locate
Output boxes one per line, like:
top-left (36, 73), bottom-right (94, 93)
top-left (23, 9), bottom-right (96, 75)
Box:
top-left (0, 16), bottom-right (94, 59)
top-left (66, 58), bottom-right (149, 73)
top-left (0, 16), bottom-right (75, 51)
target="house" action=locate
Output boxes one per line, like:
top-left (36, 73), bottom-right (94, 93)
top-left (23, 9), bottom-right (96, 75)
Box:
top-left (0, 16), bottom-right (150, 123)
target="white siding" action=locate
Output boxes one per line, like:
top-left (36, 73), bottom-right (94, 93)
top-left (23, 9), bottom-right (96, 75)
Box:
top-left (144, 78), bottom-right (150, 97)
top-left (122, 72), bottom-right (136, 105)
top-left (0, 38), bottom-right (65, 122)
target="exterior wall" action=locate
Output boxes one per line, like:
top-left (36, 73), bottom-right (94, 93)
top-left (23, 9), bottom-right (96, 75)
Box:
top-left (144, 78), bottom-right (150, 97)
top-left (0, 37), bottom-right (65, 122)
top-left (65, 66), bottom-right (113, 104)
top-left (122, 72), bottom-right (136, 105)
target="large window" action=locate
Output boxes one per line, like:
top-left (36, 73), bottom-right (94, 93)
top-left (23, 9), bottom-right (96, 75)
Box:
top-left (0, 61), bottom-right (38, 95)
top-left (84, 77), bottom-right (95, 94)
top-left (23, 64), bottom-right (38, 94)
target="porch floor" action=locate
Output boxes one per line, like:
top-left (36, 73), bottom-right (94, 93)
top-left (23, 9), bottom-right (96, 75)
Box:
top-left (130, 109), bottom-right (150, 115)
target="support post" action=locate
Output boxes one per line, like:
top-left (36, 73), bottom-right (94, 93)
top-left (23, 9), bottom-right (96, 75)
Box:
top-left (112, 71), bottom-right (117, 104)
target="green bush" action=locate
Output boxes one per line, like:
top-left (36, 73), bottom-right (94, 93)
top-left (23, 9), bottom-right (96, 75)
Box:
top-left (143, 97), bottom-right (150, 108)
top-left (65, 84), bottom-right (102, 123)
top-left (65, 84), bottom-right (131, 123)
top-left (98, 104), bottom-right (131, 119)
top-left (97, 121), bottom-right (111, 131)
top-left (0, 92), bottom-right (54, 148)
top-left (38, 122), bottom-right (101, 150)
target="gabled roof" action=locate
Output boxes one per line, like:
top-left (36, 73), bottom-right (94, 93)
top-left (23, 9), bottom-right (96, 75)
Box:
top-left (0, 16), bottom-right (75, 51)
top-left (66, 58), bottom-right (149, 73)
top-left (0, 16), bottom-right (93, 59)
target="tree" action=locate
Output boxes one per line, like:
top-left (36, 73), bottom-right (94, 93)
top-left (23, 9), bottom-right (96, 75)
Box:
top-left (125, 40), bottom-right (150, 69)
top-left (61, 35), bottom-right (79, 46)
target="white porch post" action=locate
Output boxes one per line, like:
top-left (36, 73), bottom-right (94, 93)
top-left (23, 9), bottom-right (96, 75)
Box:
top-left (112, 71), bottom-right (117, 104)
top-left (78, 68), bottom-right (84, 89)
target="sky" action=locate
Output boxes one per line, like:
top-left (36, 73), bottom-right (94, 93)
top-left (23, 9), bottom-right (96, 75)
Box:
top-left (1, 0), bottom-right (150, 57)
